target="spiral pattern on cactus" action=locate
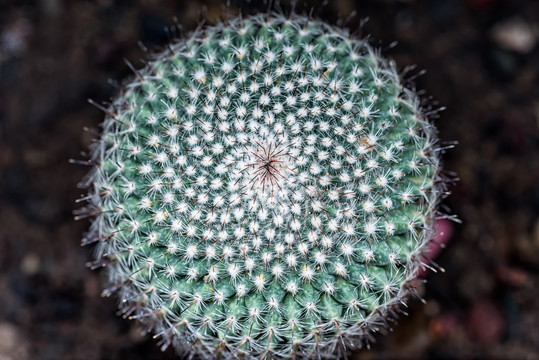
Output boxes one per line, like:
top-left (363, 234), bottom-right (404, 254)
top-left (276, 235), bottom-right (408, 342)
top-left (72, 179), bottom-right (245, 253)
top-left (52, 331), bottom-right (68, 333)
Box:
top-left (80, 13), bottom-right (443, 359)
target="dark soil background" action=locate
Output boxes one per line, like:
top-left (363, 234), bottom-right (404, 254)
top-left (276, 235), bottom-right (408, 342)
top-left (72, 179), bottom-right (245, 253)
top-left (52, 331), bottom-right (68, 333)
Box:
top-left (0, 0), bottom-right (538, 359)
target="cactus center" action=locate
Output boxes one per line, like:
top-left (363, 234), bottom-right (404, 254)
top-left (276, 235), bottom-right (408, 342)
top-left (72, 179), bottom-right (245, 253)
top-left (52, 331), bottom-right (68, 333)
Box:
top-left (242, 136), bottom-right (292, 197)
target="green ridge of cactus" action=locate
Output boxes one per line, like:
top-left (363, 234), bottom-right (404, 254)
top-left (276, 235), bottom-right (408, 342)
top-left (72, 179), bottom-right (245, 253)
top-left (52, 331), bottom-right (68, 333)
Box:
top-left (79, 13), bottom-right (445, 359)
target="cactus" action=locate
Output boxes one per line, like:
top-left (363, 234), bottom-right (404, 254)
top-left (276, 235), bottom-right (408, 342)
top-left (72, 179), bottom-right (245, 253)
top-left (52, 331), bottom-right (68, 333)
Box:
top-left (78, 13), bottom-right (446, 359)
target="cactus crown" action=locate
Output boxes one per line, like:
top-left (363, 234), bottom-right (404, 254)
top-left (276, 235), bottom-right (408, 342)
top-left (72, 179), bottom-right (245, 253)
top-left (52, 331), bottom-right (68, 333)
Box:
top-left (81, 13), bottom-right (442, 360)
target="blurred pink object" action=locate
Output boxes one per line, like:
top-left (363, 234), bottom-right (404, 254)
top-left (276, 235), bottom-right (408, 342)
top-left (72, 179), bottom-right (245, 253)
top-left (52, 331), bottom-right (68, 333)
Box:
top-left (428, 218), bottom-right (454, 259)
top-left (418, 219), bottom-right (454, 278)
top-left (467, 298), bottom-right (505, 344)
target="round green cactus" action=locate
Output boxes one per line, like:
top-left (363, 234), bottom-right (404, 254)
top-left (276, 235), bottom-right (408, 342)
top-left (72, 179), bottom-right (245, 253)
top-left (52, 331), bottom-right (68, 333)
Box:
top-left (79, 13), bottom-right (445, 359)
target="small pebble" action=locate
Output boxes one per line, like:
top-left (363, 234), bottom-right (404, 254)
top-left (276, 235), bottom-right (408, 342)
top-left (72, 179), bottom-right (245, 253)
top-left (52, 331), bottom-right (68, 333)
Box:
top-left (490, 17), bottom-right (537, 53)
top-left (20, 253), bottom-right (40, 276)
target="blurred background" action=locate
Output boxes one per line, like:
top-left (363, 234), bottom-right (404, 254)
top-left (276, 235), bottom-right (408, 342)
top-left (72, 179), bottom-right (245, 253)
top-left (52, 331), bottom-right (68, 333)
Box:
top-left (0, 0), bottom-right (538, 359)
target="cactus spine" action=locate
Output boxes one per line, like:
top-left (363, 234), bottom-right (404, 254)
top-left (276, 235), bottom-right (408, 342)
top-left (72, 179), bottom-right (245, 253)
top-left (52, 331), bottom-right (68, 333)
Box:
top-left (80, 13), bottom-right (444, 359)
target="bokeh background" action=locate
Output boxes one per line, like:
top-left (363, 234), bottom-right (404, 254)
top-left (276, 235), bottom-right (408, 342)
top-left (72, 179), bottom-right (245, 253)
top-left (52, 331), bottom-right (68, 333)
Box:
top-left (0, 0), bottom-right (538, 359)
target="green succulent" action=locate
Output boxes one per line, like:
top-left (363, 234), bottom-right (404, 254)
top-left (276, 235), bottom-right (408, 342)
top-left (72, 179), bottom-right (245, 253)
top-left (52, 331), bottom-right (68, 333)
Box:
top-left (79, 13), bottom-right (444, 359)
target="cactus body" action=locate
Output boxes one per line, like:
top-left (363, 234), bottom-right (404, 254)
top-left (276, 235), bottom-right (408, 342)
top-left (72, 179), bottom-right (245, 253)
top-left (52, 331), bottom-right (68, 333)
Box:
top-left (81, 13), bottom-right (443, 359)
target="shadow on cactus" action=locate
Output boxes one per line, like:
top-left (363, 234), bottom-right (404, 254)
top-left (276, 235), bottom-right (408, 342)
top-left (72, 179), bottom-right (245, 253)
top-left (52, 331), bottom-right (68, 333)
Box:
top-left (75, 12), bottom-right (453, 360)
